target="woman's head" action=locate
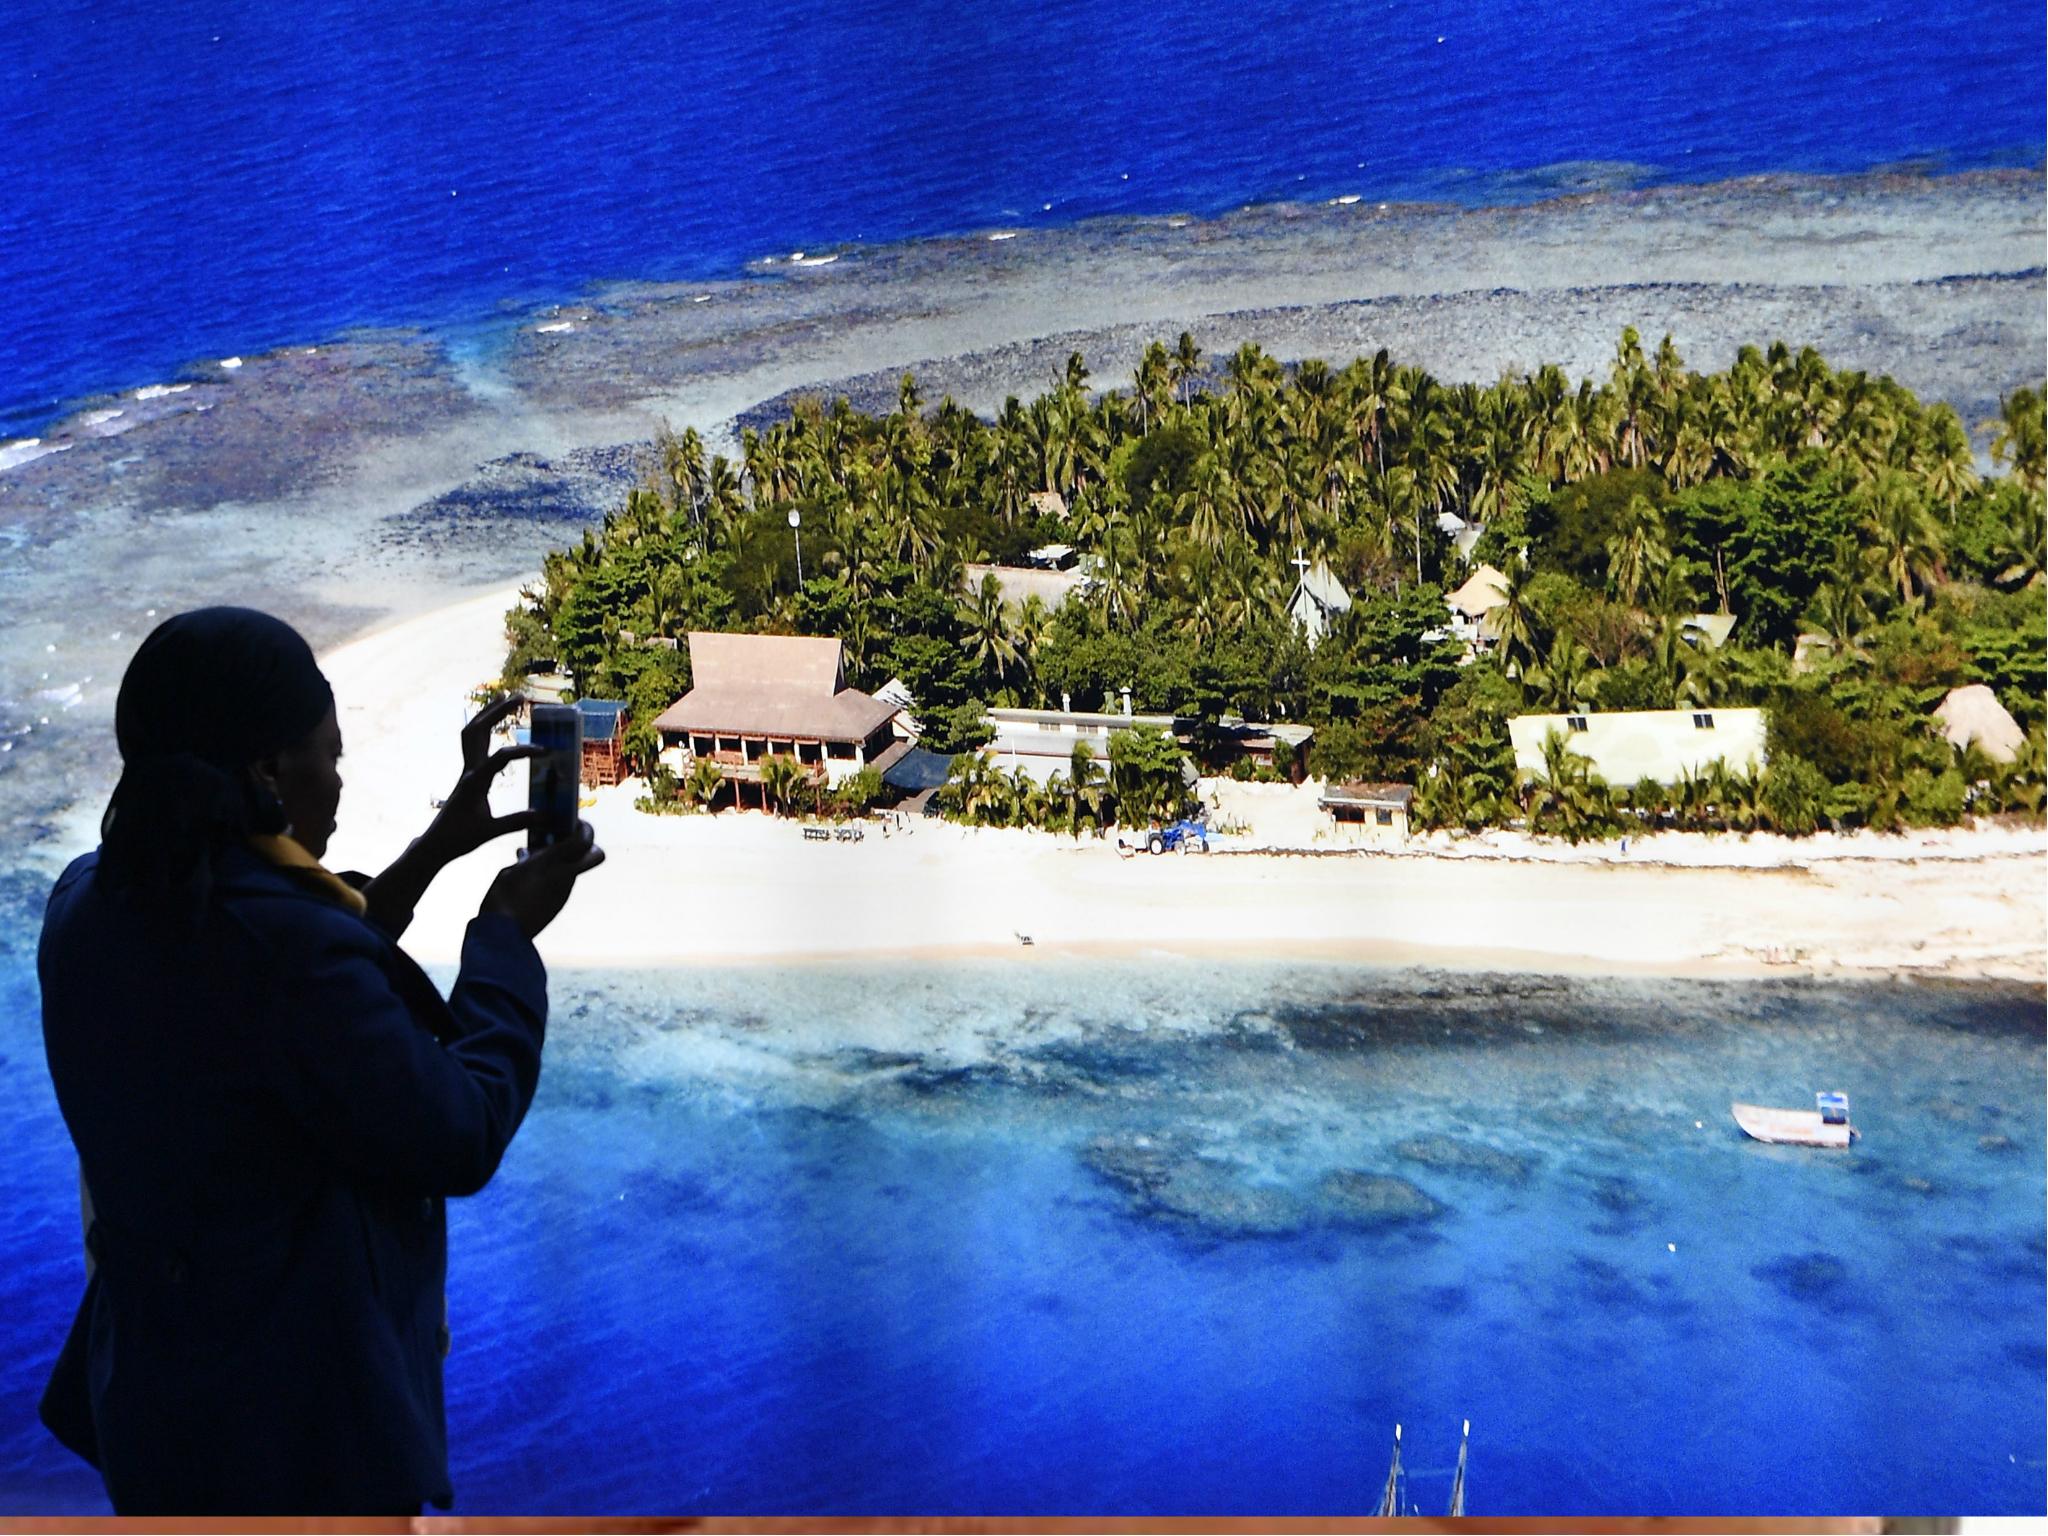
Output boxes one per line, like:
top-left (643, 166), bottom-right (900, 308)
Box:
top-left (102, 608), bottom-right (341, 908)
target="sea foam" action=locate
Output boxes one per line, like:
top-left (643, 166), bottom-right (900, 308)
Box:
top-left (0, 439), bottom-right (73, 473)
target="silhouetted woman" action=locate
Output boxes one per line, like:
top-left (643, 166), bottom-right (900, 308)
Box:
top-left (37, 607), bottom-right (603, 1515)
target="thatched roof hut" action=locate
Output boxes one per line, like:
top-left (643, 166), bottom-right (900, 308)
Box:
top-left (1447, 564), bottom-right (1510, 620)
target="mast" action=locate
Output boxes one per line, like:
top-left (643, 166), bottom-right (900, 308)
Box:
top-left (1376, 1423), bottom-right (1402, 1518)
top-left (1448, 1419), bottom-right (1469, 1516)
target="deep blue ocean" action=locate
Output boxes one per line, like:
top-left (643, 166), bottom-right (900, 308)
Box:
top-left (2, 0), bottom-right (2044, 438)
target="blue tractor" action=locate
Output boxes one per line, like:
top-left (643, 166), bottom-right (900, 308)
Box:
top-left (1144, 817), bottom-right (1210, 855)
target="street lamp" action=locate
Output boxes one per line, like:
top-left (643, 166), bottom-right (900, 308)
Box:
top-left (788, 507), bottom-right (803, 586)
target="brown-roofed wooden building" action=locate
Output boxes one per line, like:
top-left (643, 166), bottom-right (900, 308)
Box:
top-left (652, 632), bottom-right (903, 810)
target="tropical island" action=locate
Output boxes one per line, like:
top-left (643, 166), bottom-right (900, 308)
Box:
top-left (496, 329), bottom-right (2046, 842)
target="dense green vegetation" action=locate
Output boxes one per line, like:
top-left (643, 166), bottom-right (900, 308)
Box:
top-left (504, 331), bottom-right (2045, 838)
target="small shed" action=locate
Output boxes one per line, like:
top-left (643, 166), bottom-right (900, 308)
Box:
top-left (575, 699), bottom-right (629, 786)
top-left (1934, 684), bottom-right (2024, 764)
top-left (1319, 781), bottom-right (1414, 845)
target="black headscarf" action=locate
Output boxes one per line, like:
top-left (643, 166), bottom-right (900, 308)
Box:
top-left (99, 607), bottom-right (334, 916)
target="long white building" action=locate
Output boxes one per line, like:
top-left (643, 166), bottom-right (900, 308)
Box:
top-left (1507, 707), bottom-right (1767, 785)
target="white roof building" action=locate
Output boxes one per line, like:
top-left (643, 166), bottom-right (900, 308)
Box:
top-left (1508, 707), bottom-right (1767, 785)
top-left (984, 704), bottom-right (1175, 784)
top-left (1680, 613), bottom-right (1739, 650)
top-left (875, 676), bottom-right (923, 741)
top-left (961, 561), bottom-right (1091, 609)
top-left (1287, 558), bottom-right (1351, 649)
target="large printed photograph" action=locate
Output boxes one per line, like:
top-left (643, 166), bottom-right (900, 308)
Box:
top-left (1, 0), bottom-right (2043, 1518)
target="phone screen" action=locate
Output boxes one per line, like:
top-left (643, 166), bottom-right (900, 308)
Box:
top-left (527, 703), bottom-right (583, 851)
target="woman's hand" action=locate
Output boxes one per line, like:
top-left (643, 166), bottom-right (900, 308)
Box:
top-left (481, 821), bottom-right (606, 940)
top-left (420, 694), bottom-right (545, 863)
top-left (361, 696), bottom-right (545, 939)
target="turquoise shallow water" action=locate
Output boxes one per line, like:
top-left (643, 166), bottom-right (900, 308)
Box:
top-left (6, 944), bottom-right (2038, 1514)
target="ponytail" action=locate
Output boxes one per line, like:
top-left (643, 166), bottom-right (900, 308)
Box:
top-left (98, 753), bottom-right (289, 921)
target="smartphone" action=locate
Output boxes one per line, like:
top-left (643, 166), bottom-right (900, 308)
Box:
top-left (526, 703), bottom-right (582, 851)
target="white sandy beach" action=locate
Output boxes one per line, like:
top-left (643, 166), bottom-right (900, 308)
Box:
top-left (317, 586), bottom-right (2048, 983)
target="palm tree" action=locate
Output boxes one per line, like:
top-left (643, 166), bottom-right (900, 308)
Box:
top-left (1786, 346), bottom-right (1842, 450)
top-left (1985, 386), bottom-right (2045, 494)
top-left (1519, 362), bottom-right (1573, 485)
top-left (1011, 594), bottom-right (1051, 691)
top-left (758, 753), bottom-right (808, 817)
top-left (1067, 741), bottom-right (1108, 834)
top-left (1011, 768), bottom-right (1050, 830)
top-left (1660, 390), bottom-right (1716, 489)
top-left (1859, 469), bottom-right (1942, 606)
top-left (1533, 632), bottom-right (1596, 712)
top-left (1994, 730), bottom-right (2046, 816)
top-left (1348, 348), bottom-right (1405, 478)
top-left (704, 457), bottom-right (745, 549)
top-left (1916, 404), bottom-right (1981, 516)
top-left (1523, 728), bottom-right (1607, 843)
top-left (1669, 764), bottom-right (1714, 832)
top-left (1628, 774), bottom-right (1668, 829)
top-left (1604, 494), bottom-right (1669, 609)
top-left (1803, 565), bottom-right (1873, 654)
top-left (1989, 488), bottom-right (2047, 589)
top-left (622, 720), bottom-right (663, 782)
top-left (1711, 759), bottom-right (1763, 833)
top-left (1133, 342), bottom-right (1173, 432)
top-left (645, 563), bottom-right (687, 640)
top-left (1171, 331), bottom-right (1204, 405)
top-left (1173, 452), bottom-right (1233, 552)
top-left (1650, 614), bottom-right (1703, 709)
top-left (942, 751), bottom-right (1009, 825)
top-left (1088, 516), bottom-right (1143, 632)
top-left (686, 755), bottom-right (724, 810)
top-left (1490, 559), bottom-right (1542, 680)
top-left (961, 573), bottom-right (1020, 684)
top-left (657, 422), bottom-right (708, 524)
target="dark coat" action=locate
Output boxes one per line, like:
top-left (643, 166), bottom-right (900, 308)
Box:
top-left (36, 845), bottom-right (547, 1515)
